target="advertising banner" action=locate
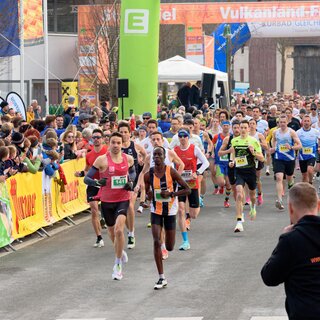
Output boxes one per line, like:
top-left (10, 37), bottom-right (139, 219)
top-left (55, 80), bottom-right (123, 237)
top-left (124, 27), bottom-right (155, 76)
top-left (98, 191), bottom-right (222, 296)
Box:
top-left (23, 0), bottom-right (44, 46)
top-left (6, 92), bottom-right (27, 120)
top-left (6, 172), bottom-right (45, 239)
top-left (204, 35), bottom-right (214, 69)
top-left (0, 0), bottom-right (20, 57)
top-left (61, 82), bottom-right (79, 109)
top-left (52, 159), bottom-right (88, 220)
top-left (119, 0), bottom-right (160, 118)
top-left (0, 183), bottom-right (13, 248)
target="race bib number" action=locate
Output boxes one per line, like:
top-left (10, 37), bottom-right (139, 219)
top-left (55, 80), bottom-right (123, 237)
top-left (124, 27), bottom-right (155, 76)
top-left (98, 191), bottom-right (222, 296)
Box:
top-left (111, 175), bottom-right (127, 189)
top-left (181, 170), bottom-right (193, 181)
top-left (279, 144), bottom-right (290, 153)
top-left (302, 147), bottom-right (312, 155)
top-left (154, 189), bottom-right (171, 203)
top-left (219, 154), bottom-right (229, 162)
top-left (235, 156), bottom-right (248, 167)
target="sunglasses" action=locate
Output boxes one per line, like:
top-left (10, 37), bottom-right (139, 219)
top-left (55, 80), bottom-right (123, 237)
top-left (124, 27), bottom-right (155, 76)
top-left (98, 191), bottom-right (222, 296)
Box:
top-left (311, 108), bottom-right (317, 111)
top-left (178, 134), bottom-right (188, 138)
top-left (143, 117), bottom-right (150, 120)
top-left (92, 136), bottom-right (102, 139)
top-left (67, 135), bottom-right (74, 138)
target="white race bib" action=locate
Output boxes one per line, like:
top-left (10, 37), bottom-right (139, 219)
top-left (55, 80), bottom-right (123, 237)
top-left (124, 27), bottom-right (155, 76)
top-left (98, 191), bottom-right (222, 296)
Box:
top-left (302, 147), bottom-right (312, 155)
top-left (154, 189), bottom-right (171, 203)
top-left (235, 156), bottom-right (248, 167)
top-left (219, 154), bottom-right (229, 162)
top-left (111, 176), bottom-right (127, 189)
top-left (181, 170), bottom-right (193, 181)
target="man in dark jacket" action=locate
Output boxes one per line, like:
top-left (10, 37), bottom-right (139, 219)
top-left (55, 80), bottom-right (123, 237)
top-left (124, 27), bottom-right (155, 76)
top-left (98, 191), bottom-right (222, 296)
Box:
top-left (261, 182), bottom-right (320, 320)
top-left (177, 82), bottom-right (191, 109)
top-left (190, 81), bottom-right (201, 108)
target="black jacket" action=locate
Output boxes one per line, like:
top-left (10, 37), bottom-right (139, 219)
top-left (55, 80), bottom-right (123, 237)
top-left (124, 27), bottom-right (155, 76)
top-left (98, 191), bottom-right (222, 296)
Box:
top-left (261, 215), bottom-right (320, 320)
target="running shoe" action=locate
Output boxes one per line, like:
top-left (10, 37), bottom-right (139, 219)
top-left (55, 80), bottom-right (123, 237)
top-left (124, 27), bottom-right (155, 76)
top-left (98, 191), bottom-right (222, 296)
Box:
top-left (121, 250), bottom-right (128, 264)
top-left (162, 248), bottom-right (169, 260)
top-left (213, 188), bottom-right (220, 195)
top-left (275, 199), bottom-right (285, 210)
top-left (127, 236), bottom-right (135, 249)
top-left (136, 205), bottom-right (143, 214)
top-left (257, 194), bottom-right (264, 206)
top-left (224, 200), bottom-right (230, 208)
top-left (266, 170), bottom-right (270, 176)
top-left (112, 264), bottom-right (123, 280)
top-left (179, 241), bottom-right (191, 251)
top-left (185, 217), bottom-right (191, 231)
top-left (234, 221), bottom-right (244, 233)
top-left (93, 239), bottom-right (104, 248)
top-left (249, 205), bottom-right (257, 220)
top-left (154, 278), bottom-right (168, 290)
top-left (147, 222), bottom-right (151, 228)
top-left (100, 218), bottom-right (107, 229)
top-left (219, 187), bottom-right (225, 194)
top-left (244, 196), bottom-right (250, 205)
top-left (199, 196), bottom-right (204, 208)
top-left (141, 201), bottom-right (150, 209)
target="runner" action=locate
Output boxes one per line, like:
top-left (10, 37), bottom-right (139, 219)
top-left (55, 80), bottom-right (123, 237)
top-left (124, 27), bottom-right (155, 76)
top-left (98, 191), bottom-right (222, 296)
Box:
top-left (75, 128), bottom-right (107, 248)
top-left (212, 121), bottom-right (233, 207)
top-left (270, 115), bottom-right (302, 210)
top-left (218, 120), bottom-right (241, 204)
top-left (296, 115), bottom-right (319, 184)
top-left (249, 118), bottom-right (268, 205)
top-left (229, 120), bottom-right (264, 232)
top-left (144, 146), bottom-right (190, 289)
top-left (174, 128), bottom-right (209, 250)
top-left (84, 132), bottom-right (135, 280)
top-left (118, 122), bottom-right (147, 249)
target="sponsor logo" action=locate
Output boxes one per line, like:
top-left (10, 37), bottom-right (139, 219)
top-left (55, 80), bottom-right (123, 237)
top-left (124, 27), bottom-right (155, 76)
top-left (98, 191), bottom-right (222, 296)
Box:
top-left (124, 9), bottom-right (149, 34)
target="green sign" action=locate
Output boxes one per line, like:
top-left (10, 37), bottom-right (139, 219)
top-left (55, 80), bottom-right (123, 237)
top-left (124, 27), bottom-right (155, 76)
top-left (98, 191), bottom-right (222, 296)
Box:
top-left (119, 0), bottom-right (160, 118)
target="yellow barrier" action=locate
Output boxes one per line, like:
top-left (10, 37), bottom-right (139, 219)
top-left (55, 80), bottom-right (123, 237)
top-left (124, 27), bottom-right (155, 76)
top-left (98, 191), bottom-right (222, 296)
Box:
top-left (0, 159), bottom-right (89, 246)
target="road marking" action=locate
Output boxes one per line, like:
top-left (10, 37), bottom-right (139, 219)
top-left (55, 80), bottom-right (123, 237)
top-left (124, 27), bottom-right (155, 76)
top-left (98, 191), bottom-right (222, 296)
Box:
top-left (154, 318), bottom-right (203, 320)
top-left (250, 317), bottom-right (288, 320)
top-left (57, 319), bottom-right (106, 320)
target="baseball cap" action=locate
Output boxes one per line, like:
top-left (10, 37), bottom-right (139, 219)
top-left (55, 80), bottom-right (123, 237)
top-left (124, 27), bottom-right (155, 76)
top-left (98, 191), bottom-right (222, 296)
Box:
top-left (142, 112), bottom-right (152, 118)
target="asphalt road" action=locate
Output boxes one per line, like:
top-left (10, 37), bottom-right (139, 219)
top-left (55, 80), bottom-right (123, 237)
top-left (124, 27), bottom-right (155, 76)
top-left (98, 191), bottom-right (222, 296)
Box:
top-left (0, 174), bottom-right (297, 320)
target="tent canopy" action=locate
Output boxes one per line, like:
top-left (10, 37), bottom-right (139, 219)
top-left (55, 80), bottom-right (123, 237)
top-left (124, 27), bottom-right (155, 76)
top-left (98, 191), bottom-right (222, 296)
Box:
top-left (158, 55), bottom-right (228, 83)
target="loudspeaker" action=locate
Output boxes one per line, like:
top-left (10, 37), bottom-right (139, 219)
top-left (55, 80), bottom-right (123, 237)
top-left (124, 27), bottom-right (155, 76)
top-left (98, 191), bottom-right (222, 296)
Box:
top-left (116, 79), bottom-right (129, 98)
top-left (200, 73), bottom-right (215, 99)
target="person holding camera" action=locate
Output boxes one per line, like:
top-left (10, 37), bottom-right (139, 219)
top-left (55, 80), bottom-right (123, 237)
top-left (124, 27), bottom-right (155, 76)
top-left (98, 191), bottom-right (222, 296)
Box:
top-left (84, 132), bottom-right (135, 281)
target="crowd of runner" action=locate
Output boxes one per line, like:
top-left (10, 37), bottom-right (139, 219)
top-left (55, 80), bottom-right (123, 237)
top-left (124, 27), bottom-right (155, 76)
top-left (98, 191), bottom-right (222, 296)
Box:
top-left (1, 89), bottom-right (320, 289)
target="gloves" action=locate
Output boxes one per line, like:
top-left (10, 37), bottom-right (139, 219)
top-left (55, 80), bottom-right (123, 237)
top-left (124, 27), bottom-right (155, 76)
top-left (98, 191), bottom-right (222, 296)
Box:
top-left (123, 181), bottom-right (133, 191)
top-left (96, 178), bottom-right (107, 187)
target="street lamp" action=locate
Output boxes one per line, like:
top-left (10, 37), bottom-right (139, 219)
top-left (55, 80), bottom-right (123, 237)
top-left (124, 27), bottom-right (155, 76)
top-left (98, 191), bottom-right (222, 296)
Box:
top-left (223, 24), bottom-right (232, 103)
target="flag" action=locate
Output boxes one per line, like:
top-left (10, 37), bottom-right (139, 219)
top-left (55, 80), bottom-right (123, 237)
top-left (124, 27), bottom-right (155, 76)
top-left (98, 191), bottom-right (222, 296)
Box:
top-left (0, 0), bottom-right (20, 57)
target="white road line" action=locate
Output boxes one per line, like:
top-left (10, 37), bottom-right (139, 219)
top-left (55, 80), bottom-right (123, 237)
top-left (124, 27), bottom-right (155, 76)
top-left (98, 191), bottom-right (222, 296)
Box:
top-left (57, 319), bottom-right (106, 320)
top-left (250, 317), bottom-right (288, 320)
top-left (154, 318), bottom-right (203, 320)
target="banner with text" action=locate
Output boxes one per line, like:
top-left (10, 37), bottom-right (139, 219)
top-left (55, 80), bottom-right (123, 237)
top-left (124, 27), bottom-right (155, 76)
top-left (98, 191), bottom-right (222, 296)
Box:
top-left (119, 0), bottom-right (160, 118)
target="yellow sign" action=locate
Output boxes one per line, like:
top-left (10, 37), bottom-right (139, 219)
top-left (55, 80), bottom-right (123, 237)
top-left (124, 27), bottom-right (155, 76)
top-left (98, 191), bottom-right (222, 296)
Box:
top-left (61, 81), bottom-right (79, 109)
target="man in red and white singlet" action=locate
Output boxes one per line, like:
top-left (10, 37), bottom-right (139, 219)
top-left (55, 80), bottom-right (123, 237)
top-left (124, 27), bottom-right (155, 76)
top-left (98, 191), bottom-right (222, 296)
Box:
top-left (75, 128), bottom-right (107, 248)
top-left (84, 132), bottom-right (135, 281)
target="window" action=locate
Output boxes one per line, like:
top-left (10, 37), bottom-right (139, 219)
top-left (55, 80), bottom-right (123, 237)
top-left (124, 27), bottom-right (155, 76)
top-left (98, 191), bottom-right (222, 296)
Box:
top-left (240, 69), bottom-right (244, 82)
top-left (48, 0), bottom-right (78, 33)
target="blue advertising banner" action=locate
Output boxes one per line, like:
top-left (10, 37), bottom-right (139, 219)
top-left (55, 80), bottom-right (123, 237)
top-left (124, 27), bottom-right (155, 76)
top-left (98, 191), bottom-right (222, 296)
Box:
top-left (0, 0), bottom-right (20, 57)
top-left (214, 23), bottom-right (251, 72)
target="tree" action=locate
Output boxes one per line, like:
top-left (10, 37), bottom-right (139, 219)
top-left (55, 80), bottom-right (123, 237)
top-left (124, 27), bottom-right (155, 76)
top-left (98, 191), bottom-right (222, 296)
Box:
top-left (276, 39), bottom-right (291, 94)
top-left (77, 0), bottom-right (120, 104)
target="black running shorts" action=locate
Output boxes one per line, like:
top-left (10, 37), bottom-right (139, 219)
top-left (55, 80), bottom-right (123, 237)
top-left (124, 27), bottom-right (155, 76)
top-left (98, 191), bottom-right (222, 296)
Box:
top-left (101, 200), bottom-right (129, 227)
top-left (299, 158), bottom-right (316, 174)
top-left (86, 186), bottom-right (99, 202)
top-left (178, 188), bottom-right (200, 208)
top-left (151, 212), bottom-right (176, 230)
top-left (235, 167), bottom-right (257, 190)
top-left (273, 159), bottom-right (295, 176)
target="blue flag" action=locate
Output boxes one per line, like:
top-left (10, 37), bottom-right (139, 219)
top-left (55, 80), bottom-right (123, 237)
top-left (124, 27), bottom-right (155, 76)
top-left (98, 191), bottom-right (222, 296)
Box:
top-left (0, 0), bottom-right (20, 57)
top-left (214, 23), bottom-right (251, 72)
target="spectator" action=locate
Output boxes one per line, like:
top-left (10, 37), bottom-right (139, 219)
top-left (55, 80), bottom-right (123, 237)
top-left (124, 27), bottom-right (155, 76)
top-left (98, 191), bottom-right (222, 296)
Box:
top-left (157, 112), bottom-right (171, 133)
top-left (8, 108), bottom-right (15, 117)
top-left (22, 137), bottom-right (41, 174)
top-left (190, 80), bottom-right (201, 108)
top-left (55, 115), bottom-right (65, 138)
top-left (0, 146), bottom-right (15, 182)
top-left (0, 101), bottom-right (9, 116)
top-left (142, 112), bottom-right (152, 126)
top-left (41, 115), bottom-right (57, 136)
top-left (61, 129), bottom-right (78, 160)
top-left (26, 105), bottom-right (35, 123)
top-left (76, 128), bottom-right (93, 152)
top-left (63, 105), bottom-right (76, 128)
top-left (101, 98), bottom-right (111, 117)
top-left (76, 113), bottom-right (90, 132)
top-left (261, 183), bottom-right (320, 320)
top-left (177, 82), bottom-right (192, 109)
top-left (79, 99), bottom-right (91, 114)
top-left (31, 99), bottom-right (41, 119)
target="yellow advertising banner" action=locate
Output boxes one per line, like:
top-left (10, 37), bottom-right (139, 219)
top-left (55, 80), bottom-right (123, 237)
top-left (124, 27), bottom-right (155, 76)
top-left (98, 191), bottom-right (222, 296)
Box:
top-left (6, 172), bottom-right (45, 239)
top-left (61, 81), bottom-right (79, 109)
top-left (51, 158), bottom-right (89, 220)
top-left (23, 0), bottom-right (44, 46)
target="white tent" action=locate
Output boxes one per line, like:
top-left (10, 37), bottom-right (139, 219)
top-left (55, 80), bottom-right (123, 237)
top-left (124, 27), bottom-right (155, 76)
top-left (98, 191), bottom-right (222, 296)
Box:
top-left (158, 55), bottom-right (228, 83)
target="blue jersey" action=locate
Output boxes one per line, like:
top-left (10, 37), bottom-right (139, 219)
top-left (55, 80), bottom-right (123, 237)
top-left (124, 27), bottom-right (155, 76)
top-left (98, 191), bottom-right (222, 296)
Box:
top-left (214, 134), bottom-right (229, 165)
top-left (274, 128), bottom-right (295, 161)
top-left (297, 127), bottom-right (319, 160)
